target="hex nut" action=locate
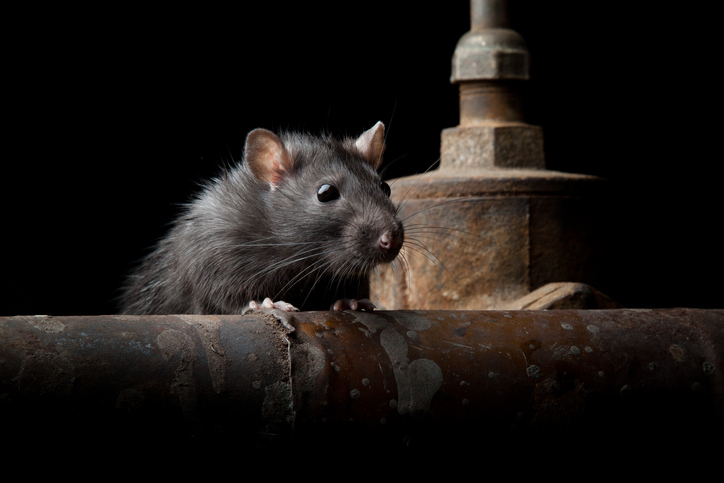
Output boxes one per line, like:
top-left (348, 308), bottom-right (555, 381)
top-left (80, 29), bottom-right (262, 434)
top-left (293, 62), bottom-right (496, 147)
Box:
top-left (441, 124), bottom-right (545, 169)
top-left (451, 29), bottom-right (530, 82)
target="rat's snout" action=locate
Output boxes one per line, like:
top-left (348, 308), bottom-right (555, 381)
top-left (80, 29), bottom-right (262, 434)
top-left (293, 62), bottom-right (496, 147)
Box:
top-left (377, 229), bottom-right (404, 262)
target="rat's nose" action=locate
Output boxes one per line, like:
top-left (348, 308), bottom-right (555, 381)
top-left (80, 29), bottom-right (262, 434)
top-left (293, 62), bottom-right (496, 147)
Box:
top-left (378, 230), bottom-right (403, 261)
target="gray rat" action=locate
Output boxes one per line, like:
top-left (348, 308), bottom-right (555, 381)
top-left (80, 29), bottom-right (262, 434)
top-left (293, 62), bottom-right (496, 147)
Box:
top-left (119, 122), bottom-right (404, 324)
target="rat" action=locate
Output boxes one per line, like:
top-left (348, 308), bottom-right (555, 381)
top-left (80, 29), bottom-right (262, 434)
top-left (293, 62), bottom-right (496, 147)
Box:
top-left (118, 121), bottom-right (404, 330)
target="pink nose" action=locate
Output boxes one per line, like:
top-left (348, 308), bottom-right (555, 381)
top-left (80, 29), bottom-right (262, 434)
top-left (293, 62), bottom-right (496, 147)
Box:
top-left (379, 232), bottom-right (401, 252)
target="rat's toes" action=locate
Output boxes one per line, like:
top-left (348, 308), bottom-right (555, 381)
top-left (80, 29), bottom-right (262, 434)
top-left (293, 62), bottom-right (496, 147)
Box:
top-left (270, 299), bottom-right (299, 312)
top-left (355, 298), bottom-right (376, 311)
top-left (254, 297), bottom-right (298, 312)
top-left (245, 298), bottom-right (297, 333)
top-left (245, 298), bottom-right (296, 314)
top-left (331, 298), bottom-right (376, 312)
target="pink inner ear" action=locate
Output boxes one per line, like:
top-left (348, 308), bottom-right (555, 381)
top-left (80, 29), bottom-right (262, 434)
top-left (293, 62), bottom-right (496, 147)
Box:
top-left (260, 144), bottom-right (284, 178)
top-left (270, 166), bottom-right (286, 187)
top-left (244, 129), bottom-right (293, 188)
top-left (267, 143), bottom-right (291, 188)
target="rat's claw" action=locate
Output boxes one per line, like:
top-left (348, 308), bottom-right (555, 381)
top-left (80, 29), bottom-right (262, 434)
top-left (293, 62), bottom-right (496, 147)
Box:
top-left (250, 298), bottom-right (298, 312)
top-left (244, 298), bottom-right (298, 333)
top-left (331, 298), bottom-right (376, 312)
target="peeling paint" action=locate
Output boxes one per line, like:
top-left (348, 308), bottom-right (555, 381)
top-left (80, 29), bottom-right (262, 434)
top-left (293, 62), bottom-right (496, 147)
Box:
top-left (379, 328), bottom-right (443, 416)
top-left (395, 312), bottom-right (432, 332)
top-left (156, 329), bottom-right (200, 433)
top-left (21, 315), bottom-right (65, 334)
top-left (178, 315), bottom-right (227, 394)
top-left (350, 312), bottom-right (389, 335)
top-left (290, 342), bottom-right (326, 395)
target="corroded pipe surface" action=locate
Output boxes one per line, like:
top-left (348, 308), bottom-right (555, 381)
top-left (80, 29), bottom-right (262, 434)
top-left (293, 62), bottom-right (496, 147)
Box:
top-left (1, 309), bottom-right (722, 456)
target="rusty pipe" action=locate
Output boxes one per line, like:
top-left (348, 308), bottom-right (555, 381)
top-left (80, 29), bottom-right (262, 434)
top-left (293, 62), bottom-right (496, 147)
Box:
top-left (1, 309), bottom-right (722, 455)
top-left (459, 81), bottom-right (525, 124)
top-left (471, 0), bottom-right (511, 30)
top-left (453, 0), bottom-right (530, 126)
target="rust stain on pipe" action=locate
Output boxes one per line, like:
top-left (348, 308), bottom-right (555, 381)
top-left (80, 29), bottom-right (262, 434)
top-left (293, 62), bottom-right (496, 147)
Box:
top-left (291, 309), bottom-right (724, 447)
top-left (1, 313), bottom-right (294, 448)
top-left (1, 309), bottom-right (722, 453)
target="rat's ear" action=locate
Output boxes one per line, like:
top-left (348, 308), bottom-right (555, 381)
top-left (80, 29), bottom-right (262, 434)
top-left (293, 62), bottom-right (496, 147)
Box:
top-left (244, 129), bottom-right (293, 189)
top-left (355, 121), bottom-right (385, 170)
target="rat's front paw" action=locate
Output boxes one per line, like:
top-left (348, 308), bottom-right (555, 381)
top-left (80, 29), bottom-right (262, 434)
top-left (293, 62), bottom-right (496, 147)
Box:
top-left (244, 297), bottom-right (299, 332)
top-left (250, 298), bottom-right (299, 312)
top-left (330, 298), bottom-right (376, 312)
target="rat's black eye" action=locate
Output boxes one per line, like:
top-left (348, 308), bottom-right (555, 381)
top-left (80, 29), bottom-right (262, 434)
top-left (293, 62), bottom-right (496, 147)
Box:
top-left (380, 181), bottom-right (391, 197)
top-left (317, 184), bottom-right (340, 203)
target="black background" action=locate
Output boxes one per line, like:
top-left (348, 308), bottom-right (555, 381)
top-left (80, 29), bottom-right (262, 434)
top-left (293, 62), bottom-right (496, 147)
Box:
top-left (3, 2), bottom-right (720, 316)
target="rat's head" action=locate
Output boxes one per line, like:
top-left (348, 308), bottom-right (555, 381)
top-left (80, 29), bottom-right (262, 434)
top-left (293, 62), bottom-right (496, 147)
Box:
top-left (243, 122), bottom-right (404, 277)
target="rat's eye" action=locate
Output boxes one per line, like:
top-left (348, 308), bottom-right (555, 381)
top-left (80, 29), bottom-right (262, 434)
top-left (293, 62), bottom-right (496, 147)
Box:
top-left (380, 181), bottom-right (391, 197)
top-left (317, 184), bottom-right (340, 203)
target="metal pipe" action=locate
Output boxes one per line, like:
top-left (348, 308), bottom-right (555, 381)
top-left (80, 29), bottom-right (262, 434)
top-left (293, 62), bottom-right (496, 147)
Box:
top-left (459, 81), bottom-right (525, 124)
top-left (471, 0), bottom-right (511, 30)
top-left (452, 0), bottom-right (530, 126)
top-left (1, 309), bottom-right (722, 454)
